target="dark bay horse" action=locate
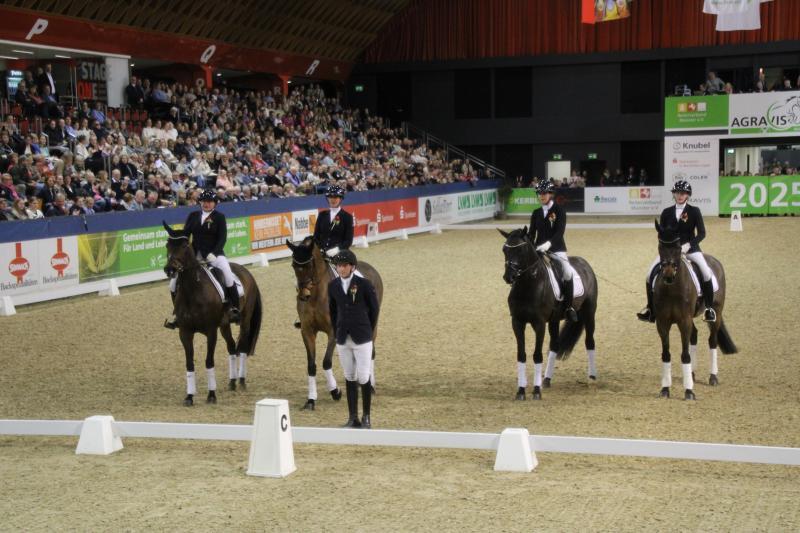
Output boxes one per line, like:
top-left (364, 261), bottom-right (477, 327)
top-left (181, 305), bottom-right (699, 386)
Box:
top-left (500, 227), bottom-right (598, 400)
top-left (287, 236), bottom-right (383, 410)
top-left (652, 221), bottom-right (737, 400)
top-left (164, 223), bottom-right (263, 406)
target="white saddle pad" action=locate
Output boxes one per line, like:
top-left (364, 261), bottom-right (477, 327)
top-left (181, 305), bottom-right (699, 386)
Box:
top-left (545, 263), bottom-right (584, 301)
top-left (202, 266), bottom-right (244, 301)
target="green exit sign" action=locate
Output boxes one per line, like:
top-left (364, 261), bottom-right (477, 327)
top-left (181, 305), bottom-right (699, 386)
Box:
top-left (588, 153), bottom-right (598, 160)
top-left (354, 84), bottom-right (365, 93)
top-left (552, 154), bottom-right (562, 160)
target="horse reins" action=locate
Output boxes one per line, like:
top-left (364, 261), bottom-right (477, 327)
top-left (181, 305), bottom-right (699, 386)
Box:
top-left (503, 239), bottom-right (540, 282)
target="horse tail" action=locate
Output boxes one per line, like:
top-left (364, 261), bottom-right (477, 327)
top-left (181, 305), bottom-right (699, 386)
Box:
top-left (245, 285), bottom-right (263, 356)
top-left (716, 319), bottom-right (738, 354)
top-left (557, 317), bottom-right (585, 360)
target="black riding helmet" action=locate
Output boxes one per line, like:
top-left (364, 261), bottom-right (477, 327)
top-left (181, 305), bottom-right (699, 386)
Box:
top-left (536, 179), bottom-right (555, 195)
top-left (331, 249), bottom-right (357, 266)
top-left (199, 189), bottom-right (218, 202)
top-left (671, 180), bottom-right (692, 196)
top-left (326, 184), bottom-right (346, 198)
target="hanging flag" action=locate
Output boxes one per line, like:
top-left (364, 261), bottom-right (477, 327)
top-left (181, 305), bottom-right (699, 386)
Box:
top-left (582, 0), bottom-right (632, 24)
top-left (703, 0), bottom-right (772, 32)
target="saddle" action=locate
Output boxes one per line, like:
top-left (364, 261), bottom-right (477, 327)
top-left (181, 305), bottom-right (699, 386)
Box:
top-left (203, 265), bottom-right (244, 302)
top-left (541, 254), bottom-right (584, 302)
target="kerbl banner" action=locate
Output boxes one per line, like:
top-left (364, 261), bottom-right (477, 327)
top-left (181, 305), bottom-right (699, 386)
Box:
top-left (506, 189), bottom-right (541, 214)
top-left (719, 175), bottom-right (800, 215)
top-left (0, 237), bottom-right (79, 296)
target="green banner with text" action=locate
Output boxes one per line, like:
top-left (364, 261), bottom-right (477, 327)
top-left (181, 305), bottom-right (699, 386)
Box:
top-left (506, 189), bottom-right (541, 214)
top-left (719, 175), bottom-right (800, 215)
top-left (664, 95), bottom-right (729, 130)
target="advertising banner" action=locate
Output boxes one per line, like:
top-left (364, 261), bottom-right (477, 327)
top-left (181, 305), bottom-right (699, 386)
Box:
top-left (225, 216), bottom-right (251, 258)
top-left (418, 188), bottom-right (498, 225)
top-left (729, 92), bottom-right (800, 136)
top-left (664, 95), bottom-right (729, 131)
top-left (349, 198), bottom-right (419, 236)
top-left (250, 212), bottom-right (293, 252)
top-left (584, 186), bottom-right (665, 214)
top-left (663, 135), bottom-right (720, 215)
top-left (291, 209), bottom-right (318, 241)
top-left (719, 175), bottom-right (800, 215)
top-left (506, 189), bottom-right (541, 214)
top-left (0, 237), bottom-right (79, 296)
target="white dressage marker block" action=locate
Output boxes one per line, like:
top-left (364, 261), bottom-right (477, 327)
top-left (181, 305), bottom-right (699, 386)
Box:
top-left (0, 296), bottom-right (16, 316)
top-left (354, 236), bottom-right (369, 249)
top-left (730, 211), bottom-right (743, 232)
top-left (76, 415), bottom-right (123, 455)
top-left (430, 224), bottom-right (442, 235)
top-left (98, 278), bottom-right (120, 297)
top-left (397, 229), bottom-right (409, 240)
top-left (247, 398), bottom-right (296, 478)
top-left (494, 428), bottom-right (537, 472)
top-left (257, 253), bottom-right (270, 267)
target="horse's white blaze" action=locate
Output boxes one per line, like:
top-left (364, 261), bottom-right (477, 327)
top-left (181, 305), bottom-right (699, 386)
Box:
top-left (587, 349), bottom-right (597, 378)
top-left (682, 363), bottom-right (694, 390)
top-left (545, 351), bottom-right (557, 379)
top-left (324, 368), bottom-right (337, 391)
top-left (307, 375), bottom-right (318, 400)
top-left (517, 362), bottom-right (527, 388)
top-left (710, 348), bottom-right (718, 375)
top-left (186, 371), bottom-right (197, 395)
top-left (206, 367), bottom-right (217, 391)
top-left (533, 363), bottom-right (543, 388)
top-left (238, 353), bottom-right (247, 379)
top-left (228, 355), bottom-right (237, 380)
top-left (689, 344), bottom-right (697, 372)
top-left (661, 362), bottom-right (672, 388)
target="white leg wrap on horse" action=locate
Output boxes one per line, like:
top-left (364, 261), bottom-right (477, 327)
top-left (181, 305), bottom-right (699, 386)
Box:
top-left (533, 363), bottom-right (543, 388)
top-left (370, 359), bottom-right (376, 388)
top-left (238, 353), bottom-right (247, 379)
top-left (169, 277), bottom-right (177, 292)
top-left (517, 362), bottom-right (527, 388)
top-left (228, 355), bottom-right (237, 380)
top-left (689, 345), bottom-right (697, 371)
top-left (587, 349), bottom-right (597, 378)
top-left (710, 348), bottom-right (718, 375)
top-left (682, 363), bottom-right (694, 390)
top-left (545, 351), bottom-right (557, 379)
top-left (206, 367), bottom-right (217, 391)
top-left (661, 363), bottom-right (671, 388)
top-left (324, 368), bottom-right (337, 391)
top-left (186, 371), bottom-right (197, 395)
top-left (307, 375), bottom-right (318, 400)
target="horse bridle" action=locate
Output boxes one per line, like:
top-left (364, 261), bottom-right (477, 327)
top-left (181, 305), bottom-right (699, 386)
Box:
top-left (503, 238), bottom-right (540, 283)
top-left (657, 235), bottom-right (681, 271)
top-left (291, 254), bottom-right (316, 295)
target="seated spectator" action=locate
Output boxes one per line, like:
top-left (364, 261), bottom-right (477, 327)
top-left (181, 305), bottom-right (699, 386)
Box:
top-left (706, 71), bottom-right (725, 94)
top-left (0, 198), bottom-right (10, 221)
top-left (91, 102), bottom-right (106, 125)
top-left (779, 78), bottom-right (793, 91)
top-left (26, 197), bottom-right (44, 219)
top-left (45, 193), bottom-right (67, 217)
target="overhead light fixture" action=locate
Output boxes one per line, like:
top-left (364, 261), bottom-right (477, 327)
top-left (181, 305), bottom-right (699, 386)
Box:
top-left (0, 55), bottom-right (20, 60)
top-left (12, 49), bottom-right (34, 55)
top-left (54, 54), bottom-right (72, 59)
top-left (288, 80), bottom-right (292, 84)
top-left (130, 63), bottom-right (135, 67)
top-left (216, 73), bottom-right (222, 77)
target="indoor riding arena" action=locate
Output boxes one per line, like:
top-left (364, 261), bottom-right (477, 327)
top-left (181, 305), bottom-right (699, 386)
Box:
top-left (1, 1), bottom-right (799, 531)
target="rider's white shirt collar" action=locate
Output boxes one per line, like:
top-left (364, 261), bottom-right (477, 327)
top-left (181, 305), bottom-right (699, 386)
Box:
top-left (201, 209), bottom-right (213, 224)
top-left (329, 207), bottom-right (341, 220)
top-left (542, 200), bottom-right (554, 216)
top-left (674, 202), bottom-right (686, 220)
top-left (340, 273), bottom-right (353, 293)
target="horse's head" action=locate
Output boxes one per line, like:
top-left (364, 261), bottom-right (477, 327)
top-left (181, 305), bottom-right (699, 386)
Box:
top-left (163, 221), bottom-right (196, 274)
top-left (286, 236), bottom-right (317, 301)
top-left (499, 226), bottom-right (539, 285)
top-left (655, 219), bottom-right (681, 284)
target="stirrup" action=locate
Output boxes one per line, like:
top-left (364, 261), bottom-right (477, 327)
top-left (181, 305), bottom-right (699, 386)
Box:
top-left (703, 307), bottom-right (717, 323)
top-left (164, 315), bottom-right (178, 329)
top-left (637, 307), bottom-right (655, 323)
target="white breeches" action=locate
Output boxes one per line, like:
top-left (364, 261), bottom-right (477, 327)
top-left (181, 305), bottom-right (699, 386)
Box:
top-left (646, 252), bottom-right (712, 282)
top-left (202, 252), bottom-right (235, 286)
top-left (551, 251), bottom-right (573, 281)
top-left (337, 335), bottom-right (373, 385)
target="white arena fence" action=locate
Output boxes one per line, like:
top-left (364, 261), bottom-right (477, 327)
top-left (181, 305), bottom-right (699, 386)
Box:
top-left (2, 417), bottom-right (799, 467)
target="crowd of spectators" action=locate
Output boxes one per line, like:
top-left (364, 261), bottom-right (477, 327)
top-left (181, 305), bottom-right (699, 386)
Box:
top-left (1, 78), bottom-right (483, 222)
top-left (684, 70), bottom-right (800, 96)
top-left (721, 161), bottom-right (799, 177)
top-left (514, 166), bottom-right (649, 189)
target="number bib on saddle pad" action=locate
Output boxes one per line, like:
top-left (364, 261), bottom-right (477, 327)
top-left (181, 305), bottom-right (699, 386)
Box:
top-left (544, 262), bottom-right (584, 301)
top-left (650, 258), bottom-right (719, 297)
top-left (202, 265), bottom-right (244, 301)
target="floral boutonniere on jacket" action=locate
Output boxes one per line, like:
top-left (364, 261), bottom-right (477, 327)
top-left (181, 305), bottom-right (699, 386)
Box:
top-left (331, 215), bottom-right (341, 229)
top-left (205, 218), bottom-right (213, 228)
top-left (349, 283), bottom-right (358, 303)
top-left (548, 211), bottom-right (557, 226)
top-left (681, 211), bottom-right (689, 222)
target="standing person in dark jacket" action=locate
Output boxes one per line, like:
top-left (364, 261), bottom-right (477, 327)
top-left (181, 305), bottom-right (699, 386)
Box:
top-left (638, 180), bottom-right (716, 323)
top-left (529, 179), bottom-right (578, 322)
top-left (164, 189), bottom-right (240, 328)
top-left (328, 250), bottom-right (380, 429)
top-left (313, 184), bottom-right (354, 259)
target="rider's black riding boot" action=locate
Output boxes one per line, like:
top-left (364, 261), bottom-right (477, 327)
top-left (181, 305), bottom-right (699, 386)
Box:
top-left (637, 282), bottom-right (656, 323)
top-left (563, 279), bottom-right (578, 322)
top-left (701, 279), bottom-right (717, 322)
top-left (164, 292), bottom-right (178, 329)
top-left (360, 382), bottom-right (372, 429)
top-left (343, 380), bottom-right (361, 428)
top-left (226, 284), bottom-right (241, 324)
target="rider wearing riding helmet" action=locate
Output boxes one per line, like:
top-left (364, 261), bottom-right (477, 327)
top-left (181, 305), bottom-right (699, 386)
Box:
top-left (313, 184), bottom-right (354, 260)
top-left (529, 179), bottom-right (578, 322)
top-left (164, 188), bottom-right (240, 328)
top-left (637, 179), bottom-right (716, 323)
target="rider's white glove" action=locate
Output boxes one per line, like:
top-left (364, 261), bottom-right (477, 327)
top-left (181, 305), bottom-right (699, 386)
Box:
top-left (680, 243), bottom-right (690, 254)
top-left (325, 246), bottom-right (340, 258)
top-left (536, 241), bottom-right (551, 253)
top-left (206, 253), bottom-right (217, 262)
